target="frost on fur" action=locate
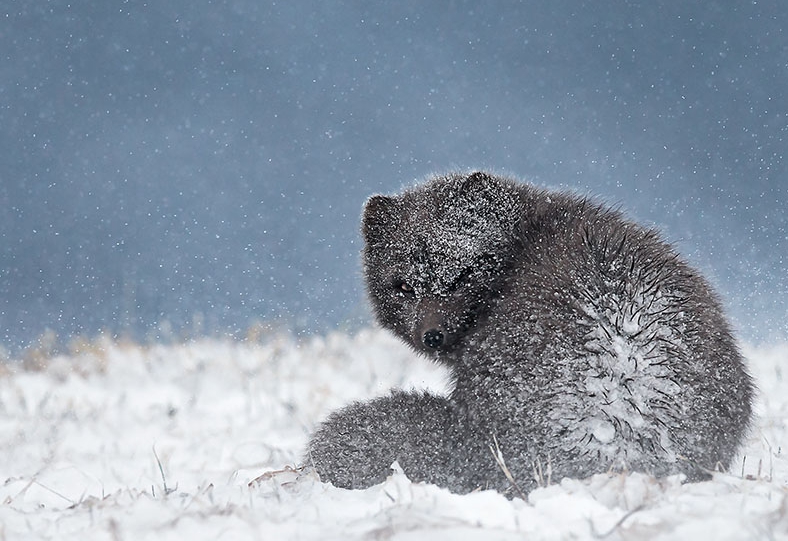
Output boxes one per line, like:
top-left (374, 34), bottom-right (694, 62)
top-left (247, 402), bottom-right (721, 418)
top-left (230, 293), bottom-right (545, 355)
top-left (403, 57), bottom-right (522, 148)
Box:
top-left (304, 171), bottom-right (755, 496)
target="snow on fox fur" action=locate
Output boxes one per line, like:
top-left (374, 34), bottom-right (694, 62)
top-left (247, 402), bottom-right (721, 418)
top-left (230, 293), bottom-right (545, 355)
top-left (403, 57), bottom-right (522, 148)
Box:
top-left (305, 171), bottom-right (754, 496)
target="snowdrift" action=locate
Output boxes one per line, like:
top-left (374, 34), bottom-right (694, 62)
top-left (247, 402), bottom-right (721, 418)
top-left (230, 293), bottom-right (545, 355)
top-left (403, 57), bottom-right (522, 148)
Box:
top-left (0, 329), bottom-right (786, 540)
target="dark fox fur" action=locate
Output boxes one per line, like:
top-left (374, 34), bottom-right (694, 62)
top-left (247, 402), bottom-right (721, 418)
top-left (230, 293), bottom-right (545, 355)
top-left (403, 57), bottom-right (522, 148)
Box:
top-left (304, 171), bottom-right (754, 496)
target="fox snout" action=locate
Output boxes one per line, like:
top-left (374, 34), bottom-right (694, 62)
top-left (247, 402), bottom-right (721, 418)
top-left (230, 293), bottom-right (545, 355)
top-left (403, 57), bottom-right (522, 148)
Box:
top-left (414, 299), bottom-right (458, 351)
top-left (422, 328), bottom-right (445, 349)
top-left (418, 324), bottom-right (450, 351)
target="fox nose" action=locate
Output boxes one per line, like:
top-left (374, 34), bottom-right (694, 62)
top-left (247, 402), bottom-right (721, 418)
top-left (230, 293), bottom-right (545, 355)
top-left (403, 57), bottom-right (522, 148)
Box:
top-left (422, 329), bottom-right (444, 349)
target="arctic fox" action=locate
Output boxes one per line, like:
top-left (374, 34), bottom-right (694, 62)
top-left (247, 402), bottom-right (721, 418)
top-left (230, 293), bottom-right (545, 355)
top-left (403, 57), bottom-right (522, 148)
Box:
top-left (305, 171), bottom-right (754, 496)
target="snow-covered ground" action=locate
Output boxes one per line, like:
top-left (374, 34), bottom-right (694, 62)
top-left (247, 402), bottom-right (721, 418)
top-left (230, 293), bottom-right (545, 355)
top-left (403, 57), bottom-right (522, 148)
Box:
top-left (1, 328), bottom-right (786, 540)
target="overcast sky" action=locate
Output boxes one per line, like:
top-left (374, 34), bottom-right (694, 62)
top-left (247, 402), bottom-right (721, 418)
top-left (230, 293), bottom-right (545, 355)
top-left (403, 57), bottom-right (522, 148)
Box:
top-left (2, 1), bottom-right (786, 351)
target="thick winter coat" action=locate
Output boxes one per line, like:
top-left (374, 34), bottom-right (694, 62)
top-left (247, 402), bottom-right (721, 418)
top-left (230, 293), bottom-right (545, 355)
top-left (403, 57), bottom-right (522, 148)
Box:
top-left (305, 171), bottom-right (754, 496)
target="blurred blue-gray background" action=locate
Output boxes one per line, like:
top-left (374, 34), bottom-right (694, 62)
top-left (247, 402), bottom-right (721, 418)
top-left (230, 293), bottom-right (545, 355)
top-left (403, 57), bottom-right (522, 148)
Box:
top-left (2, 2), bottom-right (786, 352)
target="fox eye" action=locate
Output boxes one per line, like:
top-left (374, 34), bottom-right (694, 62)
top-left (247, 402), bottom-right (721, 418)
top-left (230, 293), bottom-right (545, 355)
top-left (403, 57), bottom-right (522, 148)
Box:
top-left (393, 280), bottom-right (415, 297)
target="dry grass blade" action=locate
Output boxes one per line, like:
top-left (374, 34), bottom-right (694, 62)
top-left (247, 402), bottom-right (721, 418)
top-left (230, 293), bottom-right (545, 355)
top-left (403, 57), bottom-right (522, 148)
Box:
top-left (489, 434), bottom-right (528, 500)
top-left (591, 504), bottom-right (645, 539)
top-left (152, 446), bottom-right (177, 496)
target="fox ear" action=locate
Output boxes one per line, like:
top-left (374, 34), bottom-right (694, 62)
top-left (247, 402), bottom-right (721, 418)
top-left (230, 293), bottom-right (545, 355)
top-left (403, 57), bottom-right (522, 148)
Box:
top-left (362, 195), bottom-right (401, 242)
top-left (458, 171), bottom-right (493, 197)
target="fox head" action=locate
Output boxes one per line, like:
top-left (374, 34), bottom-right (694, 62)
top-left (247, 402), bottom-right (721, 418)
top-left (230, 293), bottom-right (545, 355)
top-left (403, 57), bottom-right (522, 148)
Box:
top-left (362, 171), bottom-right (523, 357)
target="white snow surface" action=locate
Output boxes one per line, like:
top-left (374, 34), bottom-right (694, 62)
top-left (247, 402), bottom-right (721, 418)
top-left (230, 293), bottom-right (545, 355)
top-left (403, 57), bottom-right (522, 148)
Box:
top-left (1, 329), bottom-right (786, 540)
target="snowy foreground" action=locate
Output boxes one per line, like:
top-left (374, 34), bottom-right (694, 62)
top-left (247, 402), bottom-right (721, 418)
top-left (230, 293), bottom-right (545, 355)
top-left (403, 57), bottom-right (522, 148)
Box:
top-left (1, 329), bottom-right (787, 540)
